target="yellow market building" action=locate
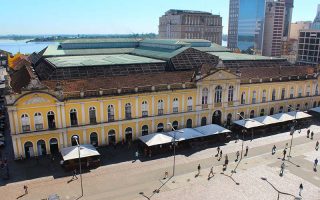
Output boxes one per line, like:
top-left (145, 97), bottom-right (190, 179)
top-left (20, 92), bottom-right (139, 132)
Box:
top-left (5, 39), bottom-right (320, 159)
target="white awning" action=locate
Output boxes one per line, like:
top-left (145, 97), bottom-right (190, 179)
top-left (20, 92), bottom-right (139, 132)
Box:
top-left (61, 144), bottom-right (100, 161)
top-left (166, 128), bottom-right (203, 141)
top-left (287, 111), bottom-right (312, 119)
top-left (194, 124), bottom-right (231, 136)
top-left (310, 107), bottom-right (320, 113)
top-left (271, 113), bottom-right (295, 122)
top-left (139, 132), bottom-right (174, 146)
top-left (233, 119), bottom-right (264, 128)
top-left (254, 116), bottom-right (280, 125)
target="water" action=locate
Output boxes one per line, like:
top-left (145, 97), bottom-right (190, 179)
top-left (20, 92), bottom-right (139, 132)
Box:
top-left (0, 39), bottom-right (58, 54)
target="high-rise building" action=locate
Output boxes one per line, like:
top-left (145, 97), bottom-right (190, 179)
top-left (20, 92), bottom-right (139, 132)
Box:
top-left (297, 29), bottom-right (320, 66)
top-left (227, 0), bottom-right (266, 52)
top-left (290, 21), bottom-right (312, 40)
top-left (311, 4), bottom-right (320, 30)
top-left (262, 0), bottom-right (286, 57)
top-left (283, 0), bottom-right (294, 38)
top-left (158, 9), bottom-right (223, 45)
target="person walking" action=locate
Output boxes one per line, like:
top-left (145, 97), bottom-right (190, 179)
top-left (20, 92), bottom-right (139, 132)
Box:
top-left (307, 129), bottom-right (310, 138)
top-left (280, 162), bottom-right (285, 176)
top-left (236, 151), bottom-right (240, 161)
top-left (283, 149), bottom-right (287, 160)
top-left (219, 150), bottom-right (223, 160)
top-left (216, 146), bottom-right (220, 157)
top-left (164, 171), bottom-right (168, 179)
top-left (311, 131), bottom-right (314, 140)
top-left (285, 143), bottom-right (288, 150)
top-left (72, 169), bottom-right (78, 180)
top-left (23, 185), bottom-right (28, 195)
top-left (197, 164), bottom-right (201, 175)
top-left (272, 145), bottom-right (276, 155)
top-left (135, 151), bottom-right (139, 161)
top-left (208, 166), bottom-right (214, 178)
top-left (245, 146), bottom-right (249, 156)
top-left (299, 183), bottom-right (303, 196)
top-left (314, 158), bottom-right (318, 171)
top-left (225, 155), bottom-right (229, 166)
top-left (316, 141), bottom-right (319, 151)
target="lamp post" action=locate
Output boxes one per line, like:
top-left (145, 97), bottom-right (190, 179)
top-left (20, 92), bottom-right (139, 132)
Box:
top-left (167, 123), bottom-right (183, 177)
top-left (72, 136), bottom-right (83, 197)
top-left (287, 106), bottom-right (297, 160)
top-left (236, 113), bottom-right (254, 159)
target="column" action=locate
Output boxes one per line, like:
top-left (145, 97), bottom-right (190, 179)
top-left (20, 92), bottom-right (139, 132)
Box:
top-left (82, 129), bottom-right (87, 144)
top-left (100, 100), bottom-right (104, 123)
top-left (61, 104), bottom-right (66, 128)
top-left (182, 94), bottom-right (185, 112)
top-left (8, 109), bottom-right (15, 134)
top-left (59, 132), bottom-right (63, 150)
top-left (167, 95), bottom-right (170, 114)
top-left (56, 104), bottom-right (62, 128)
top-left (152, 118), bottom-right (155, 133)
top-left (152, 96), bottom-right (155, 116)
top-left (118, 124), bottom-right (123, 142)
top-left (181, 116), bottom-right (184, 128)
top-left (63, 131), bottom-right (68, 147)
top-left (81, 103), bottom-right (85, 125)
top-left (101, 126), bottom-right (106, 145)
top-left (166, 118), bottom-right (170, 131)
top-left (135, 97), bottom-right (139, 118)
top-left (11, 136), bottom-right (18, 159)
top-left (118, 100), bottom-right (122, 120)
top-left (13, 110), bottom-right (19, 134)
top-left (17, 137), bottom-right (23, 158)
top-left (135, 122), bottom-right (139, 139)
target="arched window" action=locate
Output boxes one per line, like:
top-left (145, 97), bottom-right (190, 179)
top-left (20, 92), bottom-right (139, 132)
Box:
top-left (24, 141), bottom-right (34, 158)
top-left (107, 105), bottom-right (115, 122)
top-left (186, 119), bottom-right (192, 128)
top-left (49, 138), bottom-right (58, 154)
top-left (172, 121), bottom-right (178, 130)
top-left (142, 125), bottom-right (148, 136)
top-left (262, 90), bottom-right (266, 103)
top-left (228, 86), bottom-right (234, 102)
top-left (187, 97), bottom-right (193, 111)
top-left (306, 85), bottom-right (311, 96)
top-left (108, 130), bottom-right (116, 145)
top-left (214, 85), bottom-right (222, 103)
top-left (281, 88), bottom-right (286, 100)
top-left (21, 114), bottom-right (30, 132)
top-left (279, 106), bottom-right (284, 113)
top-left (202, 88), bottom-right (208, 105)
top-left (313, 101), bottom-right (317, 108)
top-left (250, 110), bottom-right (255, 118)
top-left (47, 111), bottom-right (55, 129)
top-left (142, 101), bottom-right (148, 117)
top-left (34, 112), bottom-right (43, 130)
top-left (125, 103), bottom-right (132, 119)
top-left (71, 135), bottom-right (79, 146)
top-left (201, 117), bottom-right (207, 126)
top-left (296, 104), bottom-right (300, 111)
top-left (239, 112), bottom-right (245, 120)
top-left (304, 103), bottom-right (308, 110)
top-left (37, 140), bottom-right (46, 156)
top-left (227, 113), bottom-right (232, 126)
top-left (158, 99), bottom-right (164, 115)
top-left (157, 123), bottom-right (164, 132)
top-left (173, 98), bottom-right (179, 113)
top-left (315, 84), bottom-right (319, 96)
top-left (241, 92), bottom-right (246, 104)
top-left (125, 127), bottom-right (132, 142)
top-left (70, 109), bottom-right (78, 126)
top-left (272, 89), bottom-right (276, 101)
top-left (89, 107), bottom-right (96, 124)
top-left (252, 91), bottom-right (257, 104)
top-left (90, 132), bottom-right (98, 146)
top-left (270, 107), bottom-right (275, 115)
top-left (298, 87), bottom-right (302, 97)
top-left (290, 87), bottom-right (294, 98)
top-left (260, 109), bottom-right (265, 116)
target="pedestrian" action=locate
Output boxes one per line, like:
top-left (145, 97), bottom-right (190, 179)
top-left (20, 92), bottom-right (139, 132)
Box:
top-left (225, 155), bottom-right (229, 166)
top-left (164, 171), bottom-right (168, 179)
top-left (208, 166), bottom-right (214, 178)
top-left (72, 169), bottom-right (78, 180)
top-left (135, 151), bottom-right (139, 161)
top-left (316, 141), bottom-right (319, 151)
top-left (197, 164), bottom-right (201, 175)
top-left (216, 146), bottom-right (220, 157)
top-left (236, 151), bottom-right (240, 161)
top-left (314, 158), bottom-right (318, 170)
top-left (272, 145), bottom-right (276, 155)
top-left (299, 183), bottom-right (303, 196)
top-left (311, 131), bottom-right (314, 140)
top-left (280, 162), bottom-right (285, 176)
top-left (283, 149), bottom-right (287, 160)
top-left (23, 185), bottom-right (28, 195)
top-left (219, 150), bottom-right (223, 159)
top-left (307, 129), bottom-right (310, 138)
top-left (245, 146), bottom-right (249, 156)
top-left (285, 143), bottom-right (288, 150)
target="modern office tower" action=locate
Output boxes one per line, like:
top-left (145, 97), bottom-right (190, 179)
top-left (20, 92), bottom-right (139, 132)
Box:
top-left (227, 0), bottom-right (239, 50)
top-left (262, 0), bottom-right (285, 57)
top-left (158, 9), bottom-right (223, 45)
top-left (311, 4), bottom-right (320, 30)
top-left (297, 30), bottom-right (320, 66)
top-left (282, 0), bottom-right (294, 38)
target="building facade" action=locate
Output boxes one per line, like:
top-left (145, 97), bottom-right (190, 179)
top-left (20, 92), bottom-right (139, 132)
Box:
top-left (290, 21), bottom-right (312, 40)
top-left (311, 4), bottom-right (320, 30)
top-left (158, 9), bottom-right (223, 44)
top-left (297, 30), bottom-right (320, 66)
top-left (6, 39), bottom-right (320, 159)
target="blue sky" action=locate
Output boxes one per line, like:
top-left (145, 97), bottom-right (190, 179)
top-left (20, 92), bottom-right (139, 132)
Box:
top-left (0, 0), bottom-right (318, 35)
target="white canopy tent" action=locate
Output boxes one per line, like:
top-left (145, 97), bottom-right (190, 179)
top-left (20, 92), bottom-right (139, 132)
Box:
top-left (233, 119), bottom-right (264, 128)
top-left (271, 113), bottom-right (295, 122)
top-left (254, 116), bottom-right (280, 125)
top-left (139, 132), bottom-right (174, 146)
top-left (310, 107), bottom-right (320, 113)
top-left (166, 128), bottom-right (204, 141)
top-left (194, 124), bottom-right (231, 136)
top-left (61, 144), bottom-right (100, 161)
top-left (287, 111), bottom-right (312, 119)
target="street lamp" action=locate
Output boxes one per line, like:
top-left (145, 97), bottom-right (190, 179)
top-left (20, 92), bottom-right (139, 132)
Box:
top-left (167, 122), bottom-right (183, 177)
top-left (287, 105), bottom-right (298, 160)
top-left (72, 135), bottom-right (83, 197)
top-left (236, 113), bottom-right (253, 159)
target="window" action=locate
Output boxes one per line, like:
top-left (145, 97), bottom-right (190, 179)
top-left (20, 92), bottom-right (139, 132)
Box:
top-left (125, 103), bottom-right (132, 119)
top-left (281, 88), bottom-right (285, 100)
top-left (226, 113), bottom-right (232, 126)
top-left (290, 87), bottom-right (294, 99)
top-left (172, 121), bottom-right (178, 130)
top-left (141, 101), bottom-right (148, 117)
top-left (260, 109), bottom-right (265, 116)
top-left (187, 97), bottom-right (193, 111)
top-left (296, 104), bottom-right (300, 111)
top-left (239, 112), bottom-right (245, 120)
top-left (306, 85), bottom-right (310, 96)
top-left (250, 110), bottom-right (254, 118)
top-left (89, 107), bottom-right (96, 124)
top-left (305, 103), bottom-right (308, 110)
top-left (107, 105), bottom-right (114, 122)
top-left (270, 107), bottom-right (274, 115)
top-left (90, 132), bottom-right (98, 146)
top-left (262, 90), bottom-right (266, 103)
top-left (288, 105), bottom-right (292, 112)
top-left (228, 86), bottom-right (234, 102)
top-left (214, 85), bottom-right (222, 103)
top-left (158, 99), bottom-right (164, 115)
top-left (173, 98), bottom-right (179, 113)
top-left (47, 111), bottom-right (55, 129)
top-left (272, 89), bottom-right (276, 101)
top-left (70, 109), bottom-right (78, 126)
top-left (241, 92), bottom-right (246, 104)
top-left (34, 112), bottom-right (43, 130)
top-left (157, 123), bottom-right (164, 132)
top-left (252, 91), bottom-right (257, 104)
top-left (125, 127), bottom-right (133, 142)
top-left (313, 101), bottom-right (317, 108)
top-left (108, 130), bottom-right (116, 145)
top-left (279, 106), bottom-right (284, 113)
top-left (315, 84), bottom-right (319, 95)
top-left (202, 88), bottom-right (208, 107)
top-left (201, 117), bottom-right (207, 126)
top-left (21, 114), bottom-right (30, 132)
top-left (298, 87), bottom-right (302, 97)
top-left (71, 135), bottom-right (79, 146)
top-left (141, 125), bottom-right (149, 136)
top-left (186, 119), bottom-right (192, 128)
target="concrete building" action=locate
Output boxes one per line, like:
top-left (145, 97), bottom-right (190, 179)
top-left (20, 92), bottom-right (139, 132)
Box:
top-left (158, 9), bottom-right (223, 45)
top-left (262, 0), bottom-right (285, 57)
top-left (290, 21), bottom-right (312, 40)
top-left (297, 30), bottom-right (320, 66)
top-left (5, 38), bottom-right (320, 159)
